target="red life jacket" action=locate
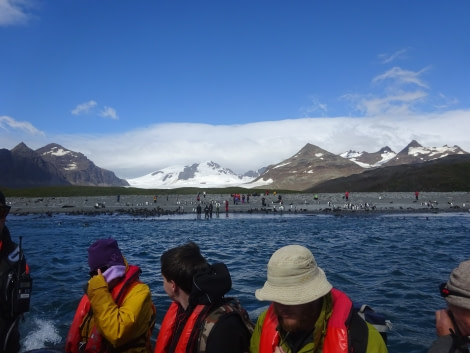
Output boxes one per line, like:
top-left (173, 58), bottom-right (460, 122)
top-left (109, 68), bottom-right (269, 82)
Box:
top-left (65, 265), bottom-right (143, 353)
top-left (259, 288), bottom-right (352, 353)
top-left (154, 302), bottom-right (206, 353)
top-left (155, 298), bottom-right (254, 353)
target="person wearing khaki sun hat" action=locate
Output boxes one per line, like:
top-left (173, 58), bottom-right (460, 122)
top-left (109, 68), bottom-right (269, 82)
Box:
top-left (428, 260), bottom-right (470, 353)
top-left (255, 245), bottom-right (332, 306)
top-left (250, 245), bottom-right (387, 353)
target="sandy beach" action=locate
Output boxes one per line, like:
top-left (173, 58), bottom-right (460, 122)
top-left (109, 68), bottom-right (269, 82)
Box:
top-left (5, 191), bottom-right (470, 216)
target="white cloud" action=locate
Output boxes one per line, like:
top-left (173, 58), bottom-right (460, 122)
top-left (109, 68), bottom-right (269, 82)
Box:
top-left (378, 49), bottom-right (408, 64)
top-left (353, 91), bottom-right (428, 116)
top-left (2, 66), bottom-right (468, 180)
top-left (300, 95), bottom-right (328, 116)
top-left (71, 101), bottom-right (118, 120)
top-left (41, 111), bottom-right (469, 179)
top-left (341, 66), bottom-right (435, 116)
top-left (0, 115), bottom-right (45, 149)
top-left (0, 0), bottom-right (33, 26)
top-left (1, 112), bottom-right (469, 179)
top-left (0, 115), bottom-right (43, 135)
top-left (99, 106), bottom-right (119, 120)
top-left (372, 66), bottom-right (429, 89)
top-left (71, 100), bottom-right (98, 115)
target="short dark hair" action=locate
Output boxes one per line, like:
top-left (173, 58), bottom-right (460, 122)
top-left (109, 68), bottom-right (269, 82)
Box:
top-left (161, 242), bottom-right (210, 294)
top-left (0, 191), bottom-right (5, 205)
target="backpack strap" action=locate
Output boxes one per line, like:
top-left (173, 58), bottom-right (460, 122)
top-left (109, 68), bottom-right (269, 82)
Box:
top-left (348, 310), bottom-right (368, 353)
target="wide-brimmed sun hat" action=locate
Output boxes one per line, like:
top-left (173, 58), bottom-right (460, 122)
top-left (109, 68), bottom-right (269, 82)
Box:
top-left (444, 259), bottom-right (470, 310)
top-left (255, 244), bottom-right (332, 305)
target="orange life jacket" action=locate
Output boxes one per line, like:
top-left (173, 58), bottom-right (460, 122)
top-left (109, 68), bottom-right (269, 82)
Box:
top-left (65, 265), bottom-right (146, 353)
top-left (154, 302), bottom-right (205, 353)
top-left (259, 288), bottom-right (352, 353)
top-left (155, 298), bottom-right (253, 353)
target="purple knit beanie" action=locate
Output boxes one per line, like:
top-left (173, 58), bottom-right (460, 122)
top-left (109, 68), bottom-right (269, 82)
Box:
top-left (446, 259), bottom-right (470, 310)
top-left (88, 238), bottom-right (125, 271)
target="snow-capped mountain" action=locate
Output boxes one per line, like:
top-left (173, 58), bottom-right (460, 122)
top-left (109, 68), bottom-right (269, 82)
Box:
top-left (385, 140), bottom-right (467, 166)
top-left (36, 143), bottom-right (129, 187)
top-left (126, 161), bottom-right (256, 189)
top-left (2, 140), bottom-right (467, 190)
top-left (341, 141), bottom-right (466, 168)
top-left (0, 142), bottom-right (129, 188)
top-left (341, 146), bottom-right (396, 168)
top-left (247, 143), bottom-right (364, 191)
top-left (126, 141), bottom-right (468, 190)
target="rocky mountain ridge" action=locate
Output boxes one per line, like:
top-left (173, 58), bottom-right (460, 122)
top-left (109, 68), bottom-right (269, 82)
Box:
top-left (247, 143), bottom-right (364, 191)
top-left (0, 140), bottom-right (468, 191)
top-left (0, 143), bottom-right (128, 188)
top-left (249, 140), bottom-right (467, 190)
top-left (126, 139), bottom-right (468, 190)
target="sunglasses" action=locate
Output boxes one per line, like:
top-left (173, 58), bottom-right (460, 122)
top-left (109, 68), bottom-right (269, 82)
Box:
top-left (89, 266), bottom-right (109, 277)
top-left (0, 205), bottom-right (11, 218)
top-left (439, 282), bottom-right (470, 299)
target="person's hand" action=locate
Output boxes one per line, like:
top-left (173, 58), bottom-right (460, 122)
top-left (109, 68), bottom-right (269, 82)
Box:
top-left (274, 347), bottom-right (286, 353)
top-left (435, 309), bottom-right (455, 336)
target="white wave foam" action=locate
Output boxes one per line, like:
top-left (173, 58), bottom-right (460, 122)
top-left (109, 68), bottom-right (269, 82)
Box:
top-left (21, 318), bottom-right (62, 352)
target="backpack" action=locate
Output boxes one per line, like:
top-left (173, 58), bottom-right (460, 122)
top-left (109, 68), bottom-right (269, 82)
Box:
top-left (353, 303), bottom-right (392, 343)
top-left (198, 298), bottom-right (254, 353)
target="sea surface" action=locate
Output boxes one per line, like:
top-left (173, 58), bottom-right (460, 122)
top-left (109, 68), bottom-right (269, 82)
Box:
top-left (6, 211), bottom-right (470, 353)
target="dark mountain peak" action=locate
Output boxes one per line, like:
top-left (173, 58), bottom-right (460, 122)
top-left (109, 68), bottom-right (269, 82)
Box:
top-left (405, 140), bottom-right (422, 149)
top-left (36, 143), bottom-right (129, 187)
top-left (0, 142), bottom-right (129, 188)
top-left (41, 142), bottom-right (64, 150)
top-left (37, 143), bottom-right (84, 160)
top-left (446, 144), bottom-right (468, 153)
top-left (386, 141), bottom-right (468, 167)
top-left (11, 142), bottom-right (34, 154)
top-left (297, 143), bottom-right (331, 155)
top-left (379, 146), bottom-right (394, 153)
top-left (343, 145), bottom-right (397, 168)
top-left (249, 142), bottom-right (363, 190)
top-left (207, 161), bottom-right (221, 168)
top-left (1, 142), bottom-right (68, 188)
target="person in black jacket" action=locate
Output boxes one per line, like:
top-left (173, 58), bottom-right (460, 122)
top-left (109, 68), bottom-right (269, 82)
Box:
top-left (428, 259), bottom-right (470, 353)
top-left (155, 242), bottom-right (253, 353)
top-left (0, 191), bottom-right (30, 353)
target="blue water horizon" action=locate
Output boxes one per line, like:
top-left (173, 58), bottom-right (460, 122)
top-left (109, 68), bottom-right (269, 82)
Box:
top-left (7, 211), bottom-right (470, 353)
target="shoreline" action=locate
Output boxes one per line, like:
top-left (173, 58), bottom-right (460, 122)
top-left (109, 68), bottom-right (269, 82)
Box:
top-left (5, 191), bottom-right (470, 216)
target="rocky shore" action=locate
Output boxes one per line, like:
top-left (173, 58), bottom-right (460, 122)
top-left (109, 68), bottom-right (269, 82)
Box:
top-left (5, 191), bottom-right (470, 217)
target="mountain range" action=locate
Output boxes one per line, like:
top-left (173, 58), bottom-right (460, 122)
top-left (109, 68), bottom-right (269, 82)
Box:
top-left (0, 140), bottom-right (468, 191)
top-left (0, 143), bottom-right (128, 188)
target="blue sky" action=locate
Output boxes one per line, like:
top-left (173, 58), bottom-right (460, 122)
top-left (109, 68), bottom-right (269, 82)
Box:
top-left (1, 1), bottom-right (469, 178)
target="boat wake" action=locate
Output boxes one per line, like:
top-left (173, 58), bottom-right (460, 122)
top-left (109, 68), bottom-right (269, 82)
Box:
top-left (21, 318), bottom-right (62, 353)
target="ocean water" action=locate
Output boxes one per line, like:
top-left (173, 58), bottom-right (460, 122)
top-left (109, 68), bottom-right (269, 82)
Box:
top-left (6, 211), bottom-right (470, 353)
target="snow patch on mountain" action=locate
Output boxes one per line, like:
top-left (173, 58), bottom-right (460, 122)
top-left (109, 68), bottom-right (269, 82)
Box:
top-left (43, 147), bottom-right (71, 157)
top-left (126, 161), bottom-right (257, 189)
top-left (341, 149), bottom-right (396, 168)
top-left (409, 145), bottom-right (464, 158)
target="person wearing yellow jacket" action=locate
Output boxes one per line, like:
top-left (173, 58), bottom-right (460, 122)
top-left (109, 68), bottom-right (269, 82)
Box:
top-left (250, 245), bottom-right (387, 353)
top-left (65, 238), bottom-right (156, 353)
